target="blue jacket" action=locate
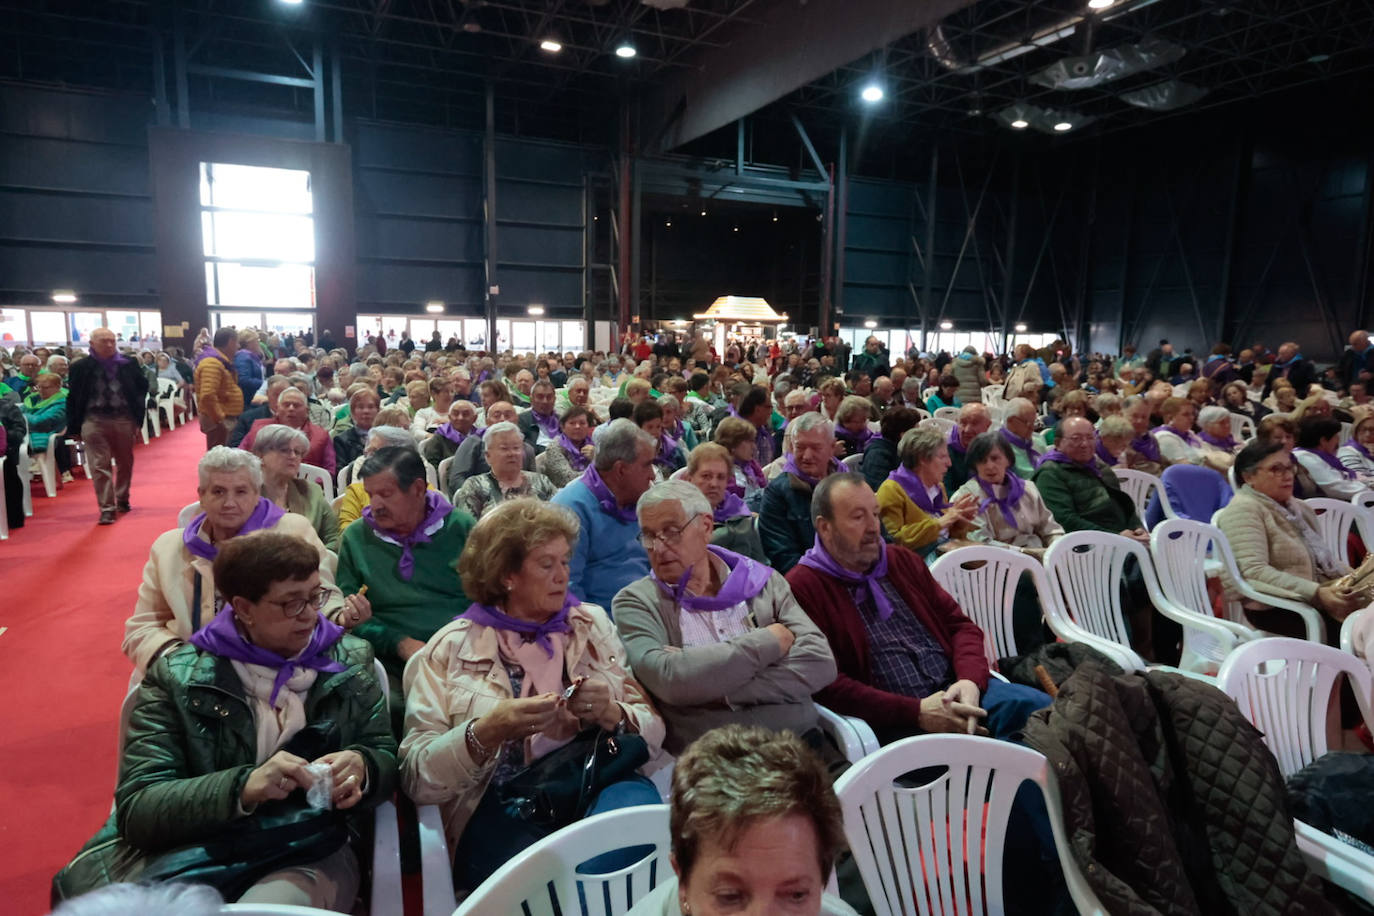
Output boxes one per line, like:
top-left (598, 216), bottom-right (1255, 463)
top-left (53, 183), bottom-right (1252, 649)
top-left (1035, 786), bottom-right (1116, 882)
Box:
top-left (22, 389), bottom-right (67, 451)
top-left (233, 350), bottom-right (264, 409)
top-left (758, 472), bottom-right (817, 574)
top-left (551, 478), bottom-right (650, 615)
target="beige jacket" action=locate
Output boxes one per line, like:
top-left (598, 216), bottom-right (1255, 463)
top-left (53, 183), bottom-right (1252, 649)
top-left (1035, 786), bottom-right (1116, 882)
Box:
top-left (1213, 485), bottom-right (1346, 606)
top-left (124, 513), bottom-right (340, 673)
top-left (398, 602), bottom-right (664, 852)
top-left (952, 477), bottom-right (1064, 550)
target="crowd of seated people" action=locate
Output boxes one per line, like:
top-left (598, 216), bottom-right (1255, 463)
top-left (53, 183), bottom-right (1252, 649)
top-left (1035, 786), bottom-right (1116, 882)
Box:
top-left (14, 324), bottom-right (1374, 914)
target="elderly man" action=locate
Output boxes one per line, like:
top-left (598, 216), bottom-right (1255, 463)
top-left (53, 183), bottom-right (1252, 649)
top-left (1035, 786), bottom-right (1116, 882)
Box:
top-left (68, 328), bottom-right (149, 524)
top-left (5, 352), bottom-right (41, 397)
top-left (551, 418), bottom-right (655, 612)
top-left (999, 397), bottom-right (1045, 478)
top-left (613, 479), bottom-right (837, 754)
top-left (870, 375), bottom-right (895, 413)
top-left (900, 375), bottom-right (925, 411)
top-left (337, 446), bottom-right (474, 707)
top-left (517, 378), bottom-right (559, 452)
top-left (445, 400), bottom-right (535, 492)
top-left (943, 402), bottom-right (991, 492)
top-left (1263, 340), bottom-right (1317, 399)
top-left (850, 335), bottom-right (890, 380)
top-left (194, 327), bottom-right (243, 449)
top-left (787, 473), bottom-right (1050, 744)
top-left (228, 374), bottom-right (291, 448)
top-left (736, 384), bottom-right (779, 466)
top-left (45, 354), bottom-right (71, 385)
top-left (759, 411), bottom-right (843, 572)
top-left (420, 399), bottom-right (478, 467)
top-left (508, 368), bottom-right (535, 407)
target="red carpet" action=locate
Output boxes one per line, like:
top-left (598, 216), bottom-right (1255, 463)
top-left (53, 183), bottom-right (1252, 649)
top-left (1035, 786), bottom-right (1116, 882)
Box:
top-left (0, 423), bottom-right (204, 915)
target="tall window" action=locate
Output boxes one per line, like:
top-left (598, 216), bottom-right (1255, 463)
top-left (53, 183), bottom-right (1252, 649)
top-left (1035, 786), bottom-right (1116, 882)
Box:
top-left (200, 163), bottom-right (315, 323)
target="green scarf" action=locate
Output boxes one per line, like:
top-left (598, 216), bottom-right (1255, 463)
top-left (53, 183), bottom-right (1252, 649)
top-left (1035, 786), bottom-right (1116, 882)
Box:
top-left (24, 389), bottom-right (67, 411)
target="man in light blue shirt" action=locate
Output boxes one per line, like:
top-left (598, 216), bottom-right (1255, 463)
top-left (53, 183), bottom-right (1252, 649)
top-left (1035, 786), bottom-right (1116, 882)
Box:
top-left (552, 418), bottom-right (655, 614)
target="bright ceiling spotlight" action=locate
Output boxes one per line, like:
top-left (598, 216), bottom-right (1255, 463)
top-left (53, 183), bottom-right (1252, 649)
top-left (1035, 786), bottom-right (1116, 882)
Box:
top-left (52, 290), bottom-right (78, 304)
top-left (278, 0), bottom-right (304, 5)
top-left (940, 320), bottom-right (954, 330)
top-left (1014, 323), bottom-right (1028, 333)
top-left (863, 320), bottom-right (878, 329)
top-left (1053, 121), bottom-right (1074, 132)
top-left (1010, 118), bottom-right (1030, 129)
top-left (1087, 0), bottom-right (1115, 9)
top-left (527, 305), bottom-right (545, 316)
top-left (425, 301), bottom-right (444, 313)
top-left (699, 209), bottom-right (706, 216)
top-left (539, 39), bottom-right (562, 53)
top-left (860, 84), bottom-right (884, 103)
top-left (615, 40), bottom-right (637, 59)
top-left (665, 220), bottom-right (672, 228)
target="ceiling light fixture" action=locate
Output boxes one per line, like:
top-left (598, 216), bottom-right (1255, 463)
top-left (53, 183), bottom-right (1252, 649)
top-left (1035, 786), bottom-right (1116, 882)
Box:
top-left (860, 84), bottom-right (884, 103)
top-left (278, 0), bottom-right (304, 5)
top-left (1087, 0), bottom-right (1115, 9)
top-left (665, 220), bottom-right (672, 228)
top-left (863, 320), bottom-right (878, 329)
top-left (425, 301), bottom-right (444, 313)
top-left (771, 212), bottom-right (778, 222)
top-left (1053, 120), bottom-right (1074, 132)
top-left (732, 226), bottom-right (740, 232)
top-left (615, 40), bottom-right (637, 59)
top-left (1014, 323), bottom-right (1028, 333)
top-left (527, 305), bottom-right (545, 316)
top-left (51, 290), bottom-right (77, 304)
top-left (699, 209), bottom-right (706, 216)
top-left (539, 39), bottom-right (562, 53)
top-left (940, 320), bottom-right (954, 330)
top-left (1010, 118), bottom-right (1030, 129)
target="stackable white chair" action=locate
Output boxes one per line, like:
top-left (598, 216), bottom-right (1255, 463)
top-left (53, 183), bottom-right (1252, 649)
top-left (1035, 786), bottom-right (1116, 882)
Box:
top-left (297, 463), bottom-right (335, 502)
top-left (18, 433), bottom-right (35, 517)
top-left (1229, 412), bottom-right (1256, 442)
top-left (834, 734), bottom-right (1107, 916)
top-left (177, 501), bottom-right (202, 528)
top-left (1302, 496), bottom-right (1374, 569)
top-left (0, 455), bottom-right (8, 539)
top-left (815, 702), bottom-right (881, 762)
top-left (929, 546), bottom-right (1063, 667)
top-left (919, 416), bottom-right (955, 438)
top-left (933, 406), bottom-right (961, 422)
top-left (921, 386), bottom-right (939, 401)
top-left (436, 456), bottom-right (455, 498)
top-left (1216, 638), bottom-right (1374, 904)
top-left (842, 453), bottom-right (863, 470)
top-left (1112, 468), bottom-right (1165, 523)
top-left (32, 427), bottom-right (63, 497)
top-left (155, 378), bottom-right (183, 430)
top-left (1204, 509), bottom-right (1329, 642)
top-left (1341, 608), bottom-right (1368, 659)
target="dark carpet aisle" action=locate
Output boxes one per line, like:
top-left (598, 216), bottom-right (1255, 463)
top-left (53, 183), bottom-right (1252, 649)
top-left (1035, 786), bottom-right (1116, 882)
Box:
top-left (0, 422), bottom-right (204, 914)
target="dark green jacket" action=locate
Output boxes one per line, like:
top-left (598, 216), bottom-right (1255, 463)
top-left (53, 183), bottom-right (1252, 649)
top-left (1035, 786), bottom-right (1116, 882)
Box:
top-left (1031, 457), bottom-right (1141, 533)
top-left (758, 472), bottom-right (817, 573)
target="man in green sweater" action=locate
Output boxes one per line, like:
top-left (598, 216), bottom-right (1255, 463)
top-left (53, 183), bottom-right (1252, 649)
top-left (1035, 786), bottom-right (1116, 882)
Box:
top-left (337, 445), bottom-right (474, 720)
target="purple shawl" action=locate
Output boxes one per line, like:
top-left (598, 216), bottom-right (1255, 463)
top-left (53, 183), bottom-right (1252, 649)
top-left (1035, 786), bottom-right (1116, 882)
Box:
top-left (555, 433), bottom-right (591, 472)
top-left (1036, 448), bottom-right (1102, 478)
top-left (183, 498), bottom-right (287, 561)
top-left (530, 408), bottom-right (560, 439)
top-left (797, 536), bottom-right (895, 621)
top-left (976, 471), bottom-right (1027, 526)
top-left (581, 464), bottom-right (636, 523)
top-left (947, 423), bottom-right (968, 455)
top-left (1129, 432), bottom-right (1163, 464)
top-left (459, 592), bottom-right (579, 658)
top-left (651, 546), bottom-right (773, 612)
top-left (655, 433), bottom-right (683, 470)
top-left (735, 457), bottom-right (767, 490)
top-left (93, 351), bottom-right (131, 380)
top-left (1000, 428), bottom-right (1041, 463)
top-left (783, 452), bottom-right (843, 487)
top-left (1154, 424), bottom-right (1203, 449)
top-left (888, 465), bottom-right (946, 515)
top-left (434, 423), bottom-right (477, 446)
top-left (361, 490), bottom-right (454, 580)
top-left (1346, 439), bottom-right (1374, 464)
top-left (1198, 430), bottom-right (1239, 452)
top-left (1297, 447), bottom-right (1356, 480)
top-left (835, 423), bottom-right (875, 454)
top-left (190, 604), bottom-right (346, 705)
top-left (713, 491), bottom-right (752, 523)
top-left (1095, 438), bottom-right (1119, 466)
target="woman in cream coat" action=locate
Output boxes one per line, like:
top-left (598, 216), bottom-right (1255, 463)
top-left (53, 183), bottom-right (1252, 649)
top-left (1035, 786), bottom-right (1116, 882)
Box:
top-left (953, 431), bottom-right (1064, 560)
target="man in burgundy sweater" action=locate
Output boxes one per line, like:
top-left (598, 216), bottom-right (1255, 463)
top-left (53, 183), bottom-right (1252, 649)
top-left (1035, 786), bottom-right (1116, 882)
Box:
top-left (786, 472), bottom-right (1050, 745)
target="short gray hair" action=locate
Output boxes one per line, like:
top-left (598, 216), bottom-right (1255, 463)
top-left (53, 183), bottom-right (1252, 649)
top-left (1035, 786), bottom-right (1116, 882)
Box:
top-left (1099, 415), bottom-right (1134, 440)
top-left (657, 394), bottom-right (679, 412)
top-left (789, 411), bottom-right (832, 437)
top-left (898, 426), bottom-right (947, 469)
top-left (1005, 397), bottom-right (1035, 418)
top-left (367, 426), bottom-right (417, 451)
top-left (569, 375), bottom-right (590, 390)
top-left (250, 423), bottom-right (309, 455)
top-left (811, 471), bottom-right (868, 524)
top-left (837, 395), bottom-right (872, 425)
top-left (902, 376), bottom-right (922, 396)
top-left (483, 420), bottom-right (522, 445)
top-left (595, 418), bottom-right (655, 471)
top-left (276, 386), bottom-right (307, 406)
top-left (198, 445), bottom-right (263, 489)
top-left (52, 882), bottom-right (224, 916)
top-left (637, 478), bottom-right (711, 523)
top-left (1198, 405), bottom-right (1231, 428)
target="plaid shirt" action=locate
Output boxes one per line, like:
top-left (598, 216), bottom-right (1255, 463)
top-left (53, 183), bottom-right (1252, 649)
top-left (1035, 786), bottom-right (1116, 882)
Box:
top-left (853, 578), bottom-right (952, 699)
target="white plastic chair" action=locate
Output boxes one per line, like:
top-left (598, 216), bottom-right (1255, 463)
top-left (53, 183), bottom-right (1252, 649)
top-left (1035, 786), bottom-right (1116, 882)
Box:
top-left (0, 455), bottom-right (7, 540)
top-left (18, 433), bottom-right (34, 517)
top-left (929, 546), bottom-right (1063, 667)
top-left (842, 453), bottom-right (863, 470)
top-left (1341, 608), bottom-right (1367, 658)
top-left (368, 658), bottom-right (403, 916)
top-left (921, 386), bottom-right (939, 401)
top-left (436, 455), bottom-right (455, 498)
top-left (834, 733), bottom-right (1107, 916)
top-left (933, 406), bottom-right (960, 422)
top-left (1206, 507), bottom-right (1329, 642)
top-left (298, 462), bottom-right (335, 502)
top-left (155, 378), bottom-right (182, 430)
top-left (1302, 496), bottom-right (1373, 569)
top-left (178, 501), bottom-right (202, 528)
top-left (222, 906), bottom-right (349, 915)
top-left (1216, 637), bottom-right (1374, 905)
top-left (30, 427), bottom-right (63, 498)
top-left (454, 805), bottom-right (672, 916)
top-left (1147, 519), bottom-right (1262, 673)
top-left (919, 416), bottom-right (955, 438)
top-left (1112, 468), bottom-right (1165, 523)
top-left (815, 702), bottom-right (880, 762)
top-left (1229, 412), bottom-right (1256, 442)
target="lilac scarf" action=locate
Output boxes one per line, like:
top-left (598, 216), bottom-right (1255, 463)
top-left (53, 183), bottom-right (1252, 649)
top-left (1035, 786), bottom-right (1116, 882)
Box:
top-left (1154, 425), bottom-right (1203, 448)
top-left (582, 464), bottom-right (636, 523)
top-left (555, 433), bottom-right (591, 471)
top-left (1000, 428), bottom-right (1041, 463)
top-left (976, 471), bottom-right (1027, 526)
top-left (735, 457), bottom-right (767, 490)
top-left (1036, 448), bottom-right (1101, 478)
top-left (947, 423), bottom-right (968, 455)
top-left (1346, 439), bottom-right (1374, 464)
top-left (1095, 439), bottom-right (1119, 466)
top-left (651, 546), bottom-right (772, 612)
top-left (835, 424), bottom-right (875, 453)
top-left (530, 408), bottom-right (560, 439)
top-left (1198, 430), bottom-right (1239, 451)
top-left (798, 536), bottom-right (896, 621)
top-left (190, 604), bottom-right (346, 705)
top-left (1297, 447), bottom-right (1357, 480)
top-left (783, 452), bottom-right (843, 487)
top-left (459, 592), bottom-right (579, 658)
top-left (361, 490), bottom-right (453, 580)
top-left (713, 491), bottom-right (752, 523)
top-left (434, 423), bottom-right (476, 446)
top-left (93, 351), bottom-right (131, 380)
top-left (889, 464), bottom-right (946, 515)
top-left (1129, 432), bottom-right (1162, 464)
top-left (183, 498), bottom-right (287, 561)
top-left (656, 433), bottom-right (682, 469)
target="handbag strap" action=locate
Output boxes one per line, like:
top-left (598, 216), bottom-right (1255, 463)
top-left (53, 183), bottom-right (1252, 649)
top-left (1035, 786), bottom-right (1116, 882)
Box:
top-left (192, 571), bottom-right (203, 633)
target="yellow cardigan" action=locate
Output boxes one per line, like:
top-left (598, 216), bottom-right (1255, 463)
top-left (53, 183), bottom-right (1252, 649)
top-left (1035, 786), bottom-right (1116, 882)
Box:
top-left (875, 477), bottom-right (973, 552)
top-left (338, 479), bottom-right (438, 530)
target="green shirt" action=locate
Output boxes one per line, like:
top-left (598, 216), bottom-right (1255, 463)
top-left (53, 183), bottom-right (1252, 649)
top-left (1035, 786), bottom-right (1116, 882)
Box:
top-left (336, 508), bottom-right (475, 676)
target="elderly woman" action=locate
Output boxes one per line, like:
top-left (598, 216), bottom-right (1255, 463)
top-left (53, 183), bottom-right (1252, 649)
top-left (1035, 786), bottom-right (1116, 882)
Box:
top-left (627, 725), bottom-right (851, 916)
top-left (1222, 380), bottom-right (1269, 422)
top-left (817, 377), bottom-right (846, 422)
top-left (658, 393), bottom-right (698, 452)
top-left (924, 374), bottom-right (961, 413)
top-left (683, 442), bottom-right (767, 563)
top-left (240, 387), bottom-right (336, 476)
top-left (535, 405), bottom-right (595, 488)
top-left (1120, 395), bottom-right (1167, 475)
top-left (1294, 416), bottom-right (1368, 500)
top-left (411, 378), bottom-right (454, 436)
top-left (713, 415), bottom-right (767, 509)
top-left (1264, 379), bottom-right (1299, 416)
top-left (338, 425), bottom-right (431, 529)
top-left (400, 498), bottom-right (664, 889)
top-left (634, 399), bottom-right (686, 477)
top-left (1197, 405), bottom-right (1242, 457)
top-left (1153, 397), bottom-right (1228, 473)
top-left (1339, 412), bottom-right (1374, 479)
top-left (333, 388), bottom-right (380, 469)
top-left (833, 394), bottom-right (877, 457)
top-left (954, 431), bottom-right (1063, 557)
top-left (251, 423), bottom-right (341, 551)
top-left (55, 533), bottom-right (397, 908)
top-left (862, 406), bottom-right (920, 492)
top-left (876, 426), bottom-right (978, 559)
top-left (1255, 415), bottom-right (1317, 499)
top-left (419, 399), bottom-right (478, 468)
top-left (453, 421), bottom-right (556, 519)
top-left (124, 447), bottom-right (358, 674)
top-left (1215, 440), bottom-right (1366, 642)
top-left (234, 328), bottom-right (265, 408)
top-left (20, 371), bottom-right (67, 456)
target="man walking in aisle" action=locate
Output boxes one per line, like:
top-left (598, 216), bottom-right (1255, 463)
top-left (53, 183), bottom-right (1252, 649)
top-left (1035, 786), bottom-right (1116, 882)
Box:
top-left (67, 327), bottom-right (148, 525)
top-left (194, 327), bottom-right (243, 449)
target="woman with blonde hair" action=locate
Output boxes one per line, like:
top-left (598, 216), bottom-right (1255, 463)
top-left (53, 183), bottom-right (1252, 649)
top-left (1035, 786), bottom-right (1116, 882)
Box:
top-left (833, 394), bottom-right (877, 457)
top-left (714, 415), bottom-right (768, 508)
top-left (876, 426), bottom-right (978, 559)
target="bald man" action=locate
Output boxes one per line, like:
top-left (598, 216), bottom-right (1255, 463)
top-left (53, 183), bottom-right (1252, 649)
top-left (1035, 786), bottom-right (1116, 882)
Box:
top-left (943, 403), bottom-right (991, 492)
top-left (67, 328), bottom-right (149, 524)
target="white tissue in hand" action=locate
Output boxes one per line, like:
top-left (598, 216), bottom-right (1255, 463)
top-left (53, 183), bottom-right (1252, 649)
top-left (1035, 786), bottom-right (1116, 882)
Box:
top-left (304, 762), bottom-right (333, 809)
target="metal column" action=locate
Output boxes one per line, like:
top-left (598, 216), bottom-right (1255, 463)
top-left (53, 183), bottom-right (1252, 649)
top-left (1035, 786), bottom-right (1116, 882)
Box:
top-left (483, 83), bottom-right (499, 353)
top-left (921, 148), bottom-right (938, 351)
top-left (835, 129), bottom-right (849, 322)
top-left (1000, 159), bottom-right (1020, 354)
top-left (819, 164), bottom-right (835, 336)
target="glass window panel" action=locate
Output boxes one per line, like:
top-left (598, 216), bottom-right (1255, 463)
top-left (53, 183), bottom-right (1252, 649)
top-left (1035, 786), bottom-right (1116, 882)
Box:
top-left (511, 320), bottom-right (536, 352)
top-left (380, 317), bottom-right (407, 343)
top-left (31, 312), bottom-right (68, 344)
top-left (464, 319), bottom-right (487, 349)
top-left (262, 312), bottom-right (314, 337)
top-left (561, 321), bottom-right (584, 353)
top-left (202, 211), bottom-right (314, 262)
top-left (0, 307), bottom-right (27, 345)
top-left (436, 320), bottom-right (463, 343)
top-left (496, 320), bottom-right (511, 351)
top-left (410, 319), bottom-right (436, 339)
top-left (71, 311), bottom-right (104, 344)
top-left (107, 310), bottom-right (140, 341)
top-left (537, 320), bottom-right (560, 354)
top-left (208, 262), bottom-right (315, 309)
top-left (141, 311), bottom-right (163, 337)
top-left (210, 310), bottom-right (263, 333)
top-left (203, 163), bottom-right (312, 214)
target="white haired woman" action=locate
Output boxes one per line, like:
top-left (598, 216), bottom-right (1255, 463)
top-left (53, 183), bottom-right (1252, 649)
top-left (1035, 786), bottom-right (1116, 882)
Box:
top-left (123, 446), bottom-right (359, 675)
top-left (1196, 405), bottom-right (1243, 459)
top-left (337, 425), bottom-right (428, 529)
top-left (453, 421), bottom-right (557, 519)
top-left (251, 423), bottom-right (342, 551)
top-left (876, 426), bottom-right (978, 560)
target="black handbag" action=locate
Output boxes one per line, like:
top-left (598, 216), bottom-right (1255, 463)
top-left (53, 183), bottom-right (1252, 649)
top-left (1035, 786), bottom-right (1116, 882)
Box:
top-left (496, 728), bottom-right (650, 830)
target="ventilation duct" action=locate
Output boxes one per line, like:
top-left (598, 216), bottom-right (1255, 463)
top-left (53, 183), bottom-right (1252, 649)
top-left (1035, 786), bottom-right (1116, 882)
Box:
top-left (641, 0), bottom-right (689, 8)
top-left (925, 0), bottom-right (1163, 73)
top-left (1119, 79), bottom-right (1209, 110)
top-left (1029, 36), bottom-right (1184, 90)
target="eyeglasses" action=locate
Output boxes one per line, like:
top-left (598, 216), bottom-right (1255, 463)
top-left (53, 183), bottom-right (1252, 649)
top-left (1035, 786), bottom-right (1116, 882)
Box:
top-left (1060, 434), bottom-right (1096, 444)
top-left (637, 513), bottom-right (703, 550)
top-left (261, 586), bottom-right (330, 619)
top-left (1254, 463), bottom-right (1295, 478)
top-left (273, 446), bottom-right (309, 458)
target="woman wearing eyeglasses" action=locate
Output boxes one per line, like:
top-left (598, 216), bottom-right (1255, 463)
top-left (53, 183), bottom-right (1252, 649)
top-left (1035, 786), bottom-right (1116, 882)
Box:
top-left (54, 532), bottom-right (397, 909)
top-left (250, 423), bottom-right (341, 551)
top-left (1214, 439), bottom-right (1365, 642)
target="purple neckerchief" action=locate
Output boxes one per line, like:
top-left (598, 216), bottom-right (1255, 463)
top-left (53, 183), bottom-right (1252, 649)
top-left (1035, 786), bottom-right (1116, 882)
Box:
top-left (651, 545), bottom-right (772, 613)
top-left (1095, 438), bottom-right (1119, 466)
top-left (783, 453), bottom-right (843, 487)
top-left (581, 464), bottom-right (636, 523)
top-left (1198, 430), bottom-right (1238, 451)
top-left (1000, 428), bottom-right (1041, 462)
top-left (976, 471), bottom-right (1027, 526)
top-left (835, 424), bottom-right (875, 454)
top-left (797, 535), bottom-right (896, 621)
top-left (183, 498), bottom-right (287, 561)
top-left (889, 464), bottom-right (946, 515)
top-left (1154, 424), bottom-right (1203, 448)
top-left (1036, 448), bottom-right (1102, 478)
top-left (361, 490), bottom-right (453, 580)
top-left (655, 433), bottom-right (682, 469)
top-left (530, 408), bottom-right (559, 439)
top-left (1129, 432), bottom-right (1162, 463)
top-left (434, 423), bottom-right (475, 446)
top-left (1297, 447), bottom-right (1357, 480)
top-left (713, 491), bottom-right (752, 523)
top-left (947, 423), bottom-right (968, 455)
top-left (458, 592), bottom-right (578, 658)
top-left (555, 433), bottom-right (591, 471)
top-left (1346, 439), bottom-right (1374, 464)
top-left (93, 351), bottom-right (131, 379)
top-left (736, 457), bottom-right (766, 490)
top-left (190, 604), bottom-right (346, 705)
